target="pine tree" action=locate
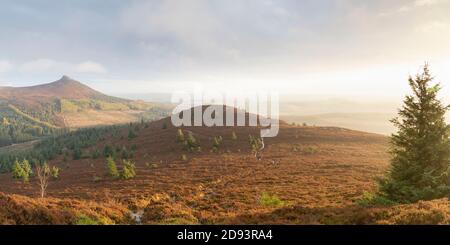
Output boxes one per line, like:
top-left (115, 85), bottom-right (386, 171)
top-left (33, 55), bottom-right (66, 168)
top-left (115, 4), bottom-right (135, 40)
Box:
top-left (73, 147), bottom-right (82, 160)
top-left (106, 156), bottom-right (119, 178)
top-left (128, 129), bottom-right (137, 140)
top-left (379, 64), bottom-right (450, 202)
top-left (21, 159), bottom-right (33, 177)
top-left (103, 144), bottom-right (114, 157)
top-left (121, 159), bottom-right (136, 180)
top-left (12, 159), bottom-right (26, 181)
top-left (183, 131), bottom-right (199, 152)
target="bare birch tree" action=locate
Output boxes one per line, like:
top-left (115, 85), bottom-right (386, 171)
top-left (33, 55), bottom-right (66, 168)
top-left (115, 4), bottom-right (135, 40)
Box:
top-left (35, 163), bottom-right (50, 198)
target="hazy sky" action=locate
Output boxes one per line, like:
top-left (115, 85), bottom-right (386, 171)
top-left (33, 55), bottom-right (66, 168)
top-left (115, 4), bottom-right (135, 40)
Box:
top-left (0, 0), bottom-right (450, 101)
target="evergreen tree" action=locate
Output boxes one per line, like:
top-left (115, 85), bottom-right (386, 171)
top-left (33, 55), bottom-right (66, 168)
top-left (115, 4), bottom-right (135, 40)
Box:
top-left (379, 65), bottom-right (450, 202)
top-left (121, 159), bottom-right (136, 180)
top-left (21, 159), bottom-right (33, 177)
top-left (249, 135), bottom-right (263, 157)
top-left (22, 159), bottom-right (33, 182)
top-left (183, 131), bottom-right (199, 152)
top-left (106, 156), bottom-right (119, 178)
top-left (103, 144), bottom-right (114, 157)
top-left (12, 159), bottom-right (26, 181)
top-left (73, 147), bottom-right (82, 160)
top-left (128, 129), bottom-right (137, 140)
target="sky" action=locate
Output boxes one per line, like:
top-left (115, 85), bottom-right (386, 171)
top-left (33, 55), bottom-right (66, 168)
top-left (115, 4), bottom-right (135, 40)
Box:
top-left (0, 0), bottom-right (450, 102)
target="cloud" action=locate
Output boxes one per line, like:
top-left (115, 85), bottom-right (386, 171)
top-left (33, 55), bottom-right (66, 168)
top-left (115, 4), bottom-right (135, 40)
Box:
top-left (75, 61), bottom-right (107, 74)
top-left (18, 59), bottom-right (106, 74)
top-left (19, 58), bottom-right (58, 72)
top-left (379, 0), bottom-right (448, 15)
top-left (416, 21), bottom-right (450, 33)
top-left (119, 0), bottom-right (302, 69)
top-left (399, 0), bottom-right (446, 12)
top-left (0, 60), bottom-right (13, 73)
top-left (0, 1), bottom-right (449, 98)
top-left (414, 0), bottom-right (443, 7)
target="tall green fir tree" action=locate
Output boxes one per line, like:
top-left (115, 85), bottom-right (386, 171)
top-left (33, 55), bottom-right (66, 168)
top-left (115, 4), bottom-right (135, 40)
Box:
top-left (379, 64), bottom-right (450, 203)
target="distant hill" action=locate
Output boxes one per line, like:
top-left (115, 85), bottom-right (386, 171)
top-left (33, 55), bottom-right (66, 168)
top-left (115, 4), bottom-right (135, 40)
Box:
top-left (278, 99), bottom-right (400, 135)
top-left (282, 113), bottom-right (396, 135)
top-left (0, 75), bottom-right (110, 101)
top-left (0, 76), bottom-right (171, 146)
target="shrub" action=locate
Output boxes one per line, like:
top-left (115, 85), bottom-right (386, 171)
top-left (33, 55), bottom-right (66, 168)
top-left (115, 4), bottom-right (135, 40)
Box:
top-left (121, 146), bottom-right (130, 159)
top-left (260, 192), bottom-right (285, 207)
top-left (93, 176), bottom-right (103, 182)
top-left (50, 166), bottom-right (60, 179)
top-left (145, 162), bottom-right (158, 168)
top-left (63, 152), bottom-right (69, 162)
top-left (183, 131), bottom-right (199, 152)
top-left (249, 135), bottom-right (264, 157)
top-left (91, 149), bottom-right (100, 159)
top-left (106, 157), bottom-right (119, 178)
top-left (294, 145), bottom-right (318, 155)
top-left (181, 154), bottom-right (188, 161)
top-left (176, 129), bottom-right (185, 142)
top-left (212, 136), bottom-right (223, 153)
top-left (74, 214), bottom-right (99, 225)
top-left (356, 191), bottom-right (397, 207)
top-left (121, 159), bottom-right (136, 180)
top-left (231, 131), bottom-right (237, 140)
top-left (103, 145), bottom-right (114, 157)
top-left (73, 147), bottom-right (82, 160)
top-left (128, 129), bottom-right (137, 140)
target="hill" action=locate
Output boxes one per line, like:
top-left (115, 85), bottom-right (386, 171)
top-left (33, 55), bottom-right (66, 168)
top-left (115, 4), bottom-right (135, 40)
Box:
top-left (0, 75), bottom-right (109, 101)
top-left (0, 105), bottom-right (440, 224)
top-left (282, 113), bottom-right (396, 135)
top-left (0, 76), bottom-right (171, 146)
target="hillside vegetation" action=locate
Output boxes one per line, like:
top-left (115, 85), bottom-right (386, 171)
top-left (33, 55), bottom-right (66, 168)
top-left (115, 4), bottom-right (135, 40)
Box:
top-left (0, 76), bottom-right (171, 147)
top-left (0, 103), bottom-right (63, 147)
top-left (0, 115), bottom-right (448, 224)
